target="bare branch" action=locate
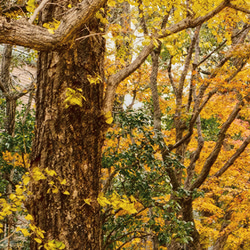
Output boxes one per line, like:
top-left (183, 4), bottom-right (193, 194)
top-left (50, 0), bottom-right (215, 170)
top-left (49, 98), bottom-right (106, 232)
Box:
top-left (28, 0), bottom-right (50, 24)
top-left (14, 81), bottom-right (35, 100)
top-left (0, 229), bottom-right (16, 244)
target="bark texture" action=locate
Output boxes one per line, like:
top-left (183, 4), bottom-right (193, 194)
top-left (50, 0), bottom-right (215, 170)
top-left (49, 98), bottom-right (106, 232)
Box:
top-left (25, 2), bottom-right (106, 249)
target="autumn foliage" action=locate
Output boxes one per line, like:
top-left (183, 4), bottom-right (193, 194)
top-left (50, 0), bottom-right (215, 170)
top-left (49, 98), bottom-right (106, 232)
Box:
top-left (0, 0), bottom-right (250, 249)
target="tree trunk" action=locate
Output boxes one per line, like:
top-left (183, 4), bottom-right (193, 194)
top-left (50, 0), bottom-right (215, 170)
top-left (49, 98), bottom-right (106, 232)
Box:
top-left (26, 4), bottom-right (106, 249)
top-left (167, 196), bottom-right (203, 250)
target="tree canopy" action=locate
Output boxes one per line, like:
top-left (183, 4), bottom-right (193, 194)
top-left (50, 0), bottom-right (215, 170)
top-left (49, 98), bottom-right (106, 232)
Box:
top-left (0, 0), bottom-right (250, 249)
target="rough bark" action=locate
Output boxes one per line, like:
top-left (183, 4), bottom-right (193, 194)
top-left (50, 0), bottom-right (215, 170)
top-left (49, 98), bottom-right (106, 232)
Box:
top-left (25, 2), bottom-right (106, 249)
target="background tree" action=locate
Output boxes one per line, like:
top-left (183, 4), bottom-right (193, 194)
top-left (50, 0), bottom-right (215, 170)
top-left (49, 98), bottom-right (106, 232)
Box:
top-left (0, 40), bottom-right (35, 248)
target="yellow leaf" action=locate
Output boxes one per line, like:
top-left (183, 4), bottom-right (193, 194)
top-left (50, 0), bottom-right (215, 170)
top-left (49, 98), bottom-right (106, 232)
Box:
top-left (68, 4), bottom-right (72, 8)
top-left (97, 193), bottom-right (111, 207)
top-left (23, 175), bottom-right (30, 185)
top-left (35, 238), bottom-right (42, 244)
top-left (9, 193), bottom-right (16, 200)
top-left (21, 228), bottom-right (30, 237)
top-left (63, 191), bottom-right (70, 195)
top-left (52, 187), bottom-right (59, 194)
top-left (26, 0), bottom-right (36, 13)
top-left (108, 0), bottom-right (116, 7)
top-left (130, 195), bottom-right (137, 202)
top-left (84, 198), bottom-right (91, 205)
top-left (25, 214), bottom-right (34, 221)
top-left (60, 179), bottom-right (67, 185)
top-left (45, 168), bottom-right (57, 176)
top-left (105, 111), bottom-right (113, 124)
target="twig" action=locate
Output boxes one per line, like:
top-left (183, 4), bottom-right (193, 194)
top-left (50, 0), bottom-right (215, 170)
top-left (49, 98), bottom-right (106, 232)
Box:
top-left (0, 229), bottom-right (16, 244)
top-left (29, 0), bottom-right (50, 24)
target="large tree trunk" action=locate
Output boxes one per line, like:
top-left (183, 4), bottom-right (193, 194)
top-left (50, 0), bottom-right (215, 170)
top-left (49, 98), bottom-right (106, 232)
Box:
top-left (26, 2), bottom-right (106, 249)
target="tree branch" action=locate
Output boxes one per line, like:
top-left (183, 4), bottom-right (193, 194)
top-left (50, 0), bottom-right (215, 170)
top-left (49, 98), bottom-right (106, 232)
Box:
top-left (168, 88), bottom-right (217, 151)
top-left (0, 0), bottom-right (107, 50)
top-left (228, 2), bottom-right (250, 14)
top-left (137, 0), bottom-right (148, 35)
top-left (213, 135), bottom-right (250, 178)
top-left (177, 26), bottom-right (200, 101)
top-left (167, 56), bottom-right (177, 95)
top-left (158, 0), bottom-right (230, 39)
top-left (190, 100), bottom-right (244, 190)
top-left (28, 0), bottom-right (50, 24)
top-left (103, 41), bottom-right (155, 113)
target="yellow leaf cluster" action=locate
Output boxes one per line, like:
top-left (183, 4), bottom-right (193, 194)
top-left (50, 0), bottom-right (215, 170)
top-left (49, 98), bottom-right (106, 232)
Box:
top-left (43, 19), bottom-right (61, 35)
top-left (2, 151), bottom-right (29, 169)
top-left (98, 192), bottom-right (137, 214)
top-left (64, 87), bottom-right (86, 109)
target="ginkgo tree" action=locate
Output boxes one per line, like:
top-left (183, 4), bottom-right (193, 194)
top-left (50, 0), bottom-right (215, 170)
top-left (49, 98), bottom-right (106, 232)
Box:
top-left (0, 0), bottom-right (250, 249)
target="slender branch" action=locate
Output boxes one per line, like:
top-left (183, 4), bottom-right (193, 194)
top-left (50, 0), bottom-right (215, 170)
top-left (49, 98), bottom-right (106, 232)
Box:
top-left (158, 0), bottom-right (230, 38)
top-left (13, 81), bottom-right (35, 100)
top-left (190, 100), bottom-right (244, 191)
top-left (150, 46), bottom-right (162, 131)
top-left (22, 89), bottom-right (35, 125)
top-left (168, 88), bottom-right (217, 151)
top-left (75, 32), bottom-right (105, 41)
top-left (177, 26), bottom-right (200, 101)
top-left (184, 115), bottom-right (204, 189)
top-left (28, 0), bottom-right (50, 24)
top-left (228, 2), bottom-right (250, 14)
top-left (137, 0), bottom-right (148, 35)
top-left (187, 25), bottom-right (201, 112)
top-left (213, 135), bottom-right (250, 178)
top-left (198, 24), bottom-right (250, 67)
top-left (148, 42), bottom-right (180, 190)
top-left (106, 230), bottom-right (151, 249)
top-left (197, 40), bottom-right (227, 67)
top-left (0, 229), bottom-right (16, 243)
top-left (161, 8), bottom-right (173, 29)
top-left (167, 56), bottom-right (177, 95)
top-left (185, 27), bottom-right (205, 188)
top-left (115, 233), bottom-right (152, 250)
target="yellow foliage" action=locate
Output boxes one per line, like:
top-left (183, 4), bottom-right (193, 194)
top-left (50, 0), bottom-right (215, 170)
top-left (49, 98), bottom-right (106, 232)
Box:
top-left (43, 19), bottom-right (61, 34)
top-left (64, 87), bottom-right (86, 109)
top-left (98, 192), bottom-right (137, 214)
